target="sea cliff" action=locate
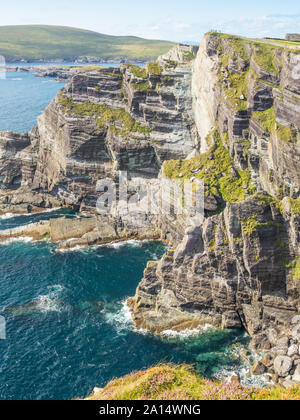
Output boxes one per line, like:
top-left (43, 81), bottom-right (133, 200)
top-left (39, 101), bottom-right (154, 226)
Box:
top-left (0, 34), bottom-right (300, 387)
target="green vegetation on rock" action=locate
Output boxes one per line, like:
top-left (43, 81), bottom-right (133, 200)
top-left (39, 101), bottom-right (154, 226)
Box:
top-left (164, 59), bottom-right (178, 70)
top-left (131, 82), bottom-right (154, 93)
top-left (184, 51), bottom-right (196, 61)
top-left (210, 32), bottom-right (249, 62)
top-left (253, 107), bottom-right (298, 143)
top-left (85, 364), bottom-right (300, 400)
top-left (241, 216), bottom-right (261, 236)
top-left (209, 226), bottom-right (218, 252)
top-left (253, 193), bottom-right (283, 213)
top-left (290, 198), bottom-right (300, 216)
top-left (125, 64), bottom-right (147, 79)
top-left (212, 34), bottom-right (250, 111)
top-left (0, 25), bottom-right (175, 61)
top-left (241, 214), bottom-right (282, 237)
top-left (102, 71), bottom-right (123, 79)
top-left (147, 61), bottom-right (163, 76)
top-left (163, 129), bottom-right (255, 203)
top-left (212, 32), bottom-right (300, 115)
top-left (224, 70), bottom-right (249, 111)
top-left (253, 43), bottom-right (278, 74)
top-left (58, 93), bottom-right (151, 136)
top-left (287, 258), bottom-right (300, 282)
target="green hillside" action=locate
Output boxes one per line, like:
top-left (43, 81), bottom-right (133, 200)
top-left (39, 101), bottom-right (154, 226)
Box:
top-left (0, 25), bottom-right (175, 62)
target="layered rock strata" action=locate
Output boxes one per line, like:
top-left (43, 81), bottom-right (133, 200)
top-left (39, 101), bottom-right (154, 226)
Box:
top-left (0, 36), bottom-right (299, 385)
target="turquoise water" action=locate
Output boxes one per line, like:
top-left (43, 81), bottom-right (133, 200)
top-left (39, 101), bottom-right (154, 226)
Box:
top-left (0, 72), bottom-right (250, 400)
top-left (0, 213), bottom-right (249, 400)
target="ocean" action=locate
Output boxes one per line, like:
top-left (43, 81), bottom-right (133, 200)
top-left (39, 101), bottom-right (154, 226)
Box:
top-left (0, 71), bottom-right (66, 133)
top-left (0, 70), bottom-right (259, 400)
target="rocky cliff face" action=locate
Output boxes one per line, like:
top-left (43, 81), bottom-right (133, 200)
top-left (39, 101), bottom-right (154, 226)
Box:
top-left (0, 35), bottom-right (300, 385)
top-left (0, 46), bottom-right (198, 213)
top-left (130, 35), bottom-right (300, 335)
top-left (128, 34), bottom-right (300, 386)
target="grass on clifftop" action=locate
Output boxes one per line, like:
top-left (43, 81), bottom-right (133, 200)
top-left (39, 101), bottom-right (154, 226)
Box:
top-left (163, 129), bottom-right (255, 203)
top-left (211, 32), bottom-right (300, 113)
top-left (0, 25), bottom-right (175, 61)
top-left (253, 43), bottom-right (278, 74)
top-left (85, 364), bottom-right (300, 400)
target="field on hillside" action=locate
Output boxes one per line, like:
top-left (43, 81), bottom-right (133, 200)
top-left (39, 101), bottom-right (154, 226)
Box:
top-left (0, 25), bottom-right (175, 61)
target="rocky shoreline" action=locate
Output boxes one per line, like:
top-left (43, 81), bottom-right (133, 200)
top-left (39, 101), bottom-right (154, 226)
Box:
top-left (0, 34), bottom-right (299, 388)
top-left (5, 64), bottom-right (105, 81)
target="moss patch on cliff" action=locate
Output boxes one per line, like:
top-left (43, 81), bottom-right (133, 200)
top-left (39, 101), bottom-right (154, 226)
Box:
top-left (131, 81), bottom-right (154, 93)
top-left (85, 363), bottom-right (300, 400)
top-left (208, 32), bottom-right (249, 62)
top-left (254, 193), bottom-right (283, 213)
top-left (126, 64), bottom-right (147, 79)
top-left (241, 216), bottom-right (261, 236)
top-left (212, 34), bottom-right (250, 111)
top-left (253, 107), bottom-right (298, 143)
top-left (164, 59), bottom-right (178, 70)
top-left (147, 61), bottom-right (163, 76)
top-left (212, 33), bottom-right (300, 114)
top-left (184, 51), bottom-right (196, 61)
top-left (163, 129), bottom-right (255, 203)
top-left (290, 198), bottom-right (300, 216)
top-left (102, 71), bottom-right (123, 79)
top-left (224, 71), bottom-right (249, 111)
top-left (253, 43), bottom-right (278, 74)
top-left (241, 213), bottom-right (283, 237)
top-left (287, 258), bottom-right (300, 282)
top-left (59, 94), bottom-right (151, 136)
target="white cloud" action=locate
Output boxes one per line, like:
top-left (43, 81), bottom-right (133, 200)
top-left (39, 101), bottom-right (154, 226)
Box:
top-left (92, 13), bottom-right (300, 43)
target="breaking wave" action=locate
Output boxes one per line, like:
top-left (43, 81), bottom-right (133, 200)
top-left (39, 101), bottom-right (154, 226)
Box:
top-left (0, 236), bottom-right (33, 245)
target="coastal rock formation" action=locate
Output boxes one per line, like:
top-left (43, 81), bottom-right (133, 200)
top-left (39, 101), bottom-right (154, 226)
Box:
top-left (0, 34), bottom-right (300, 386)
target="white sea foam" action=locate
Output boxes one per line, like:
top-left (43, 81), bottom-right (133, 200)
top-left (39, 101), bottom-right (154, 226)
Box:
top-left (41, 207), bottom-right (61, 214)
top-left (104, 300), bottom-right (133, 333)
top-left (0, 236), bottom-right (33, 245)
top-left (103, 300), bottom-right (150, 336)
top-left (214, 343), bottom-right (272, 388)
top-left (12, 78), bottom-right (23, 81)
top-left (55, 244), bottom-right (87, 253)
top-left (33, 295), bottom-right (61, 313)
top-left (0, 207), bottom-right (61, 220)
top-left (160, 324), bottom-right (214, 338)
top-left (103, 302), bottom-right (270, 389)
top-left (33, 285), bottom-right (66, 313)
top-left (56, 238), bottom-right (154, 253)
top-left (0, 213), bottom-right (15, 220)
top-left (106, 239), bottom-right (143, 249)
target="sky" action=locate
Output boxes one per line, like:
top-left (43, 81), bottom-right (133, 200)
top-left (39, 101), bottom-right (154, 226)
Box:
top-left (0, 0), bottom-right (300, 42)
